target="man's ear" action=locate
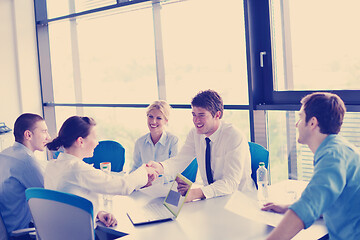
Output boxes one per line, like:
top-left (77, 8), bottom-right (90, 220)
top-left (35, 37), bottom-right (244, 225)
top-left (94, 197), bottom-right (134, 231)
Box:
top-left (309, 116), bottom-right (319, 129)
top-left (214, 111), bottom-right (221, 119)
top-left (24, 130), bottom-right (32, 140)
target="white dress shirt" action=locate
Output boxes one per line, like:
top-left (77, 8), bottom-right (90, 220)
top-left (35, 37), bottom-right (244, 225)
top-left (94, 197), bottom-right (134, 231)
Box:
top-left (45, 152), bottom-right (148, 215)
top-left (162, 121), bottom-right (255, 199)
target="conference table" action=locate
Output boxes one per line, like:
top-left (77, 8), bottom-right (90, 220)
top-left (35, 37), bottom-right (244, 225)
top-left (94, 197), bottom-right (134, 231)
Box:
top-left (98, 180), bottom-right (328, 240)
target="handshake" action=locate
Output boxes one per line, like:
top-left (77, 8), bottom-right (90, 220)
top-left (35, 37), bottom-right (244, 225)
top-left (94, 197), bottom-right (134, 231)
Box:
top-left (142, 162), bottom-right (191, 198)
top-left (142, 161), bottom-right (164, 188)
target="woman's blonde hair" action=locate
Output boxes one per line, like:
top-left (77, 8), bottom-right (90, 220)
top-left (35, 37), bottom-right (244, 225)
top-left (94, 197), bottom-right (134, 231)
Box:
top-left (146, 100), bottom-right (171, 121)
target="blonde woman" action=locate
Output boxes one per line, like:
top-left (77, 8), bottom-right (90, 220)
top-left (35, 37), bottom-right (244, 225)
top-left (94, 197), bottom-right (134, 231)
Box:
top-left (131, 101), bottom-right (178, 181)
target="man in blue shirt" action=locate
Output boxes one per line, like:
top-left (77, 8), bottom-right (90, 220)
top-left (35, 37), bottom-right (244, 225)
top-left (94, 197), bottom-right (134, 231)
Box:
top-left (263, 92), bottom-right (360, 240)
top-left (0, 113), bottom-right (50, 235)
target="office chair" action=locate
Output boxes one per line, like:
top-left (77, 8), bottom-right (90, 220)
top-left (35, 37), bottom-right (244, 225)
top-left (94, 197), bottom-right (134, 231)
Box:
top-left (25, 188), bottom-right (95, 240)
top-left (181, 158), bottom-right (198, 183)
top-left (51, 148), bottom-right (63, 159)
top-left (248, 142), bottom-right (269, 189)
top-left (83, 140), bottom-right (125, 172)
top-left (0, 211), bottom-right (36, 240)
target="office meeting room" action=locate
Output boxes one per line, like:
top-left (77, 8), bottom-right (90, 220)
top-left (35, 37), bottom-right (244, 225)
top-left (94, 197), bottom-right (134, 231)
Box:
top-left (1, 0), bottom-right (360, 239)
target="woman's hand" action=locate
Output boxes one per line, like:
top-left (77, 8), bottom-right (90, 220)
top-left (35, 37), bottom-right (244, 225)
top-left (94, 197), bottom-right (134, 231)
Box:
top-left (97, 211), bottom-right (117, 227)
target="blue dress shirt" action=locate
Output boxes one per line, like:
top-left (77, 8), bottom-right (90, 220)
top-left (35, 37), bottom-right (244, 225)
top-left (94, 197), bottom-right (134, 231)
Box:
top-left (0, 142), bottom-right (44, 233)
top-left (131, 131), bottom-right (178, 180)
top-left (290, 134), bottom-right (360, 240)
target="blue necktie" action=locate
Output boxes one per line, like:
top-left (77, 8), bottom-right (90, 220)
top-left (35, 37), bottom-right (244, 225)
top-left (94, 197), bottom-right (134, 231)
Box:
top-left (205, 137), bottom-right (213, 184)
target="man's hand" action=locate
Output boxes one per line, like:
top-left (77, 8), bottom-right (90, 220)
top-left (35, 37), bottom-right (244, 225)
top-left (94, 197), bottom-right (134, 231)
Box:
top-left (175, 176), bottom-right (190, 196)
top-left (146, 161), bottom-right (164, 175)
top-left (97, 211), bottom-right (117, 227)
top-left (185, 188), bottom-right (205, 203)
top-left (142, 165), bottom-right (159, 188)
top-left (261, 202), bottom-right (290, 214)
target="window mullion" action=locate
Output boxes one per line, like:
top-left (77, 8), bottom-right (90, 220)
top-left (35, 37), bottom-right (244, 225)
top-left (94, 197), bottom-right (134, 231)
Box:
top-left (152, 1), bottom-right (166, 100)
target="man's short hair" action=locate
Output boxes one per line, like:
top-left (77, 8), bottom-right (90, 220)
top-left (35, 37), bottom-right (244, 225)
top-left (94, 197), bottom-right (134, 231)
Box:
top-left (14, 113), bottom-right (44, 143)
top-left (191, 90), bottom-right (224, 119)
top-left (301, 92), bottom-right (346, 134)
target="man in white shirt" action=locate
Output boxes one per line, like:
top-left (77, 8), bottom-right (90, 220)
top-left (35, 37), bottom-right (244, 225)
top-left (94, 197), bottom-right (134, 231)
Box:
top-left (148, 90), bottom-right (255, 202)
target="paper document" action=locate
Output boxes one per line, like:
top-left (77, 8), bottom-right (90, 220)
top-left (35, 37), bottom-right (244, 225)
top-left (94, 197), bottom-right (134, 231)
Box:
top-left (225, 188), bottom-right (328, 240)
top-left (225, 191), bottom-right (283, 227)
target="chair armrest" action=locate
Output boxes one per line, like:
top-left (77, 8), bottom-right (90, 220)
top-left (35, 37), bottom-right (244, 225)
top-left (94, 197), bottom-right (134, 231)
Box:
top-left (11, 227), bottom-right (36, 237)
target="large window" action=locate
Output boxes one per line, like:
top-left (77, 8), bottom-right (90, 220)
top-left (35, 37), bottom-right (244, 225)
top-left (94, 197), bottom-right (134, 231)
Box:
top-left (39, 0), bottom-right (250, 171)
top-left (36, 0), bottom-right (360, 184)
top-left (271, 0), bottom-right (360, 91)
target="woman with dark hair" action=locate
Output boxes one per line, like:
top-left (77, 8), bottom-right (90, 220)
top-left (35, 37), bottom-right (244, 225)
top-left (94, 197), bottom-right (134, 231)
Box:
top-left (45, 116), bottom-right (158, 227)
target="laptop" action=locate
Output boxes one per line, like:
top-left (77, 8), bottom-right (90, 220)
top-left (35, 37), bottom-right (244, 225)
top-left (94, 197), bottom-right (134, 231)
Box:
top-left (95, 223), bottom-right (128, 240)
top-left (127, 173), bottom-right (193, 226)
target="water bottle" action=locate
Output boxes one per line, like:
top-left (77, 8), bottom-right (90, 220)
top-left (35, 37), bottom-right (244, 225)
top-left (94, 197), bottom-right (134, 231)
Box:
top-left (100, 162), bottom-right (112, 211)
top-left (256, 162), bottom-right (269, 203)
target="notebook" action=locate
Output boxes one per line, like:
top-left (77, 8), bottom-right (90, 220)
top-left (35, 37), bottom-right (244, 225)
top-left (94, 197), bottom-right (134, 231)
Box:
top-left (127, 173), bottom-right (193, 226)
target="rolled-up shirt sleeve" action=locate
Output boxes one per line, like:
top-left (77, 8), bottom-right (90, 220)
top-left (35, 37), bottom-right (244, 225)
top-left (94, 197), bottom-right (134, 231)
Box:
top-left (76, 164), bottom-right (148, 195)
top-left (289, 149), bottom-right (346, 229)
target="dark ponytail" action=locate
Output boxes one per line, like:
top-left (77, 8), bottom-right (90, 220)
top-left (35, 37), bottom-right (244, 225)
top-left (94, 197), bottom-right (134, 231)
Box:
top-left (46, 116), bottom-right (96, 151)
top-left (46, 137), bottom-right (63, 151)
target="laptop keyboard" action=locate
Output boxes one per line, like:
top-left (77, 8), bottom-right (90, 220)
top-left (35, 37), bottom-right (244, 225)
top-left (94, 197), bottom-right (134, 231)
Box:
top-left (143, 203), bottom-right (173, 220)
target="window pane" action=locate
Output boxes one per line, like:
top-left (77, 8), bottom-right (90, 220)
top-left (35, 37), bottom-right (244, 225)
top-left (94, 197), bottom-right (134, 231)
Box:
top-left (46, 0), bottom-right (70, 19)
top-left (223, 110), bottom-right (250, 141)
top-left (267, 110), bottom-right (360, 183)
top-left (46, 0), bottom-right (117, 19)
top-left (48, 5), bottom-right (157, 103)
top-left (271, 0), bottom-right (360, 91)
top-left (267, 111), bottom-right (289, 184)
top-left (77, 7), bottom-right (157, 103)
top-left (161, 0), bottom-right (249, 104)
top-left (48, 21), bottom-right (76, 103)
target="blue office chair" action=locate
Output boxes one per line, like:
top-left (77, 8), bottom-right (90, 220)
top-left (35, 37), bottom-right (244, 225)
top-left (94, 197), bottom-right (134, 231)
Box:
top-left (83, 140), bottom-right (125, 172)
top-left (51, 148), bottom-right (64, 159)
top-left (181, 158), bottom-right (198, 183)
top-left (248, 142), bottom-right (269, 189)
top-left (25, 188), bottom-right (95, 240)
top-left (0, 210), bottom-right (36, 240)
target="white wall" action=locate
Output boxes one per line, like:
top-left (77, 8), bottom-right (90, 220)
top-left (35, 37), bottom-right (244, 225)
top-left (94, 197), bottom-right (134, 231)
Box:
top-left (0, 0), bottom-right (42, 132)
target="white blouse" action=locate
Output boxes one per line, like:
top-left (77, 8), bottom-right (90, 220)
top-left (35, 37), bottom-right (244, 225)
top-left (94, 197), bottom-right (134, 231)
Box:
top-left (45, 152), bottom-right (148, 214)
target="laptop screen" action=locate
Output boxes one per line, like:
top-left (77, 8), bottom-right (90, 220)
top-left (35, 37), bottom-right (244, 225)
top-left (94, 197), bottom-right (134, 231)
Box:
top-left (163, 174), bottom-right (192, 217)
